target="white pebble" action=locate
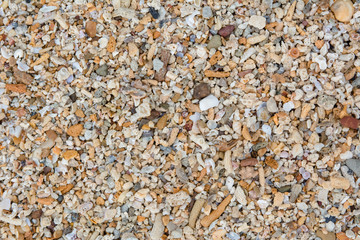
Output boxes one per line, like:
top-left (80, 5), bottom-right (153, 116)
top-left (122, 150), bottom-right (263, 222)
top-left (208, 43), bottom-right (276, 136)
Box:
top-left (226, 176), bottom-right (234, 190)
top-left (283, 101), bottom-right (294, 112)
top-left (262, 124), bottom-right (272, 136)
top-left (98, 37), bottom-right (109, 48)
top-left (199, 95), bottom-right (219, 111)
top-left (248, 15), bottom-right (266, 29)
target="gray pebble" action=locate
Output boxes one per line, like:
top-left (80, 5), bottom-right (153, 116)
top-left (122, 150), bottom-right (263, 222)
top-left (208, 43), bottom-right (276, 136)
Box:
top-left (345, 159), bottom-right (360, 177)
top-left (96, 64), bottom-right (108, 76)
top-left (290, 184), bottom-right (302, 203)
top-left (207, 35), bottom-right (222, 50)
top-left (202, 6), bottom-right (213, 19)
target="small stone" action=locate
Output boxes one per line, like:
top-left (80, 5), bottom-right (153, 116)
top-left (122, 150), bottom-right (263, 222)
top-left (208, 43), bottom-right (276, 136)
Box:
top-left (317, 95), bottom-right (337, 110)
top-left (257, 105), bottom-right (270, 122)
top-left (283, 101), bottom-right (295, 112)
top-left (207, 35), bottom-right (222, 50)
top-left (153, 58), bottom-right (164, 72)
top-left (199, 95), bottom-right (219, 111)
top-left (289, 184), bottom-right (302, 203)
top-left (234, 186), bottom-right (247, 206)
top-left (67, 124), bottom-right (83, 137)
top-left (330, 176), bottom-right (350, 190)
top-left (291, 143), bottom-right (303, 158)
top-left (85, 21), bottom-right (97, 37)
top-left (273, 192), bottom-right (284, 206)
top-left (218, 25), bottom-right (235, 37)
top-left (149, 7), bottom-right (159, 19)
top-left (150, 214), bottom-right (164, 240)
top-left (121, 233), bottom-right (138, 240)
top-left (248, 15), bottom-right (266, 29)
top-left (202, 6), bottom-right (213, 19)
top-left (247, 35), bottom-right (267, 45)
top-left (96, 64), bottom-right (108, 76)
top-left (316, 230), bottom-right (336, 240)
top-left (104, 209), bottom-right (117, 220)
top-left (266, 97), bottom-right (278, 113)
top-left (0, 198), bottom-right (11, 210)
top-left (193, 83), bottom-right (211, 99)
top-left (63, 150), bottom-right (79, 160)
top-left (345, 159), bottom-right (360, 177)
top-left (340, 116), bottom-right (359, 129)
top-left (331, 0), bottom-right (354, 22)
top-left (278, 185), bottom-right (291, 193)
top-left (57, 67), bottom-right (71, 81)
top-left (31, 209), bottom-right (43, 219)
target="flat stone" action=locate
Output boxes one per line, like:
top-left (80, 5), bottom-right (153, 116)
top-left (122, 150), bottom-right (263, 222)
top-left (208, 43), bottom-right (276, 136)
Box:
top-left (96, 64), bottom-right (108, 76)
top-left (248, 15), bottom-right (266, 29)
top-left (316, 230), bottom-right (336, 240)
top-left (199, 95), bottom-right (219, 111)
top-left (193, 83), bottom-right (211, 99)
top-left (207, 35), bottom-right (222, 50)
top-left (345, 159), bottom-right (360, 177)
top-left (247, 34), bottom-right (267, 45)
top-left (202, 6), bottom-right (213, 19)
top-left (85, 21), bottom-right (97, 37)
top-left (266, 97), bottom-right (278, 113)
top-left (150, 214), bottom-right (164, 240)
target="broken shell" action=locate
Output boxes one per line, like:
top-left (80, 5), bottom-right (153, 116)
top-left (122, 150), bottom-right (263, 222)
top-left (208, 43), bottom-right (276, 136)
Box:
top-left (331, 0), bottom-right (354, 22)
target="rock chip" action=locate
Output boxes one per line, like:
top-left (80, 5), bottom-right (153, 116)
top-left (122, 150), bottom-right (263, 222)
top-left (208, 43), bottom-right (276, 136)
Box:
top-left (289, 184), bottom-right (302, 203)
top-left (234, 186), bottom-right (247, 206)
top-left (317, 95), bottom-right (337, 110)
top-left (96, 64), bottom-right (108, 76)
top-left (345, 159), bottom-right (360, 177)
top-left (85, 21), bottom-right (97, 37)
top-left (266, 97), bottom-right (278, 113)
top-left (67, 124), bottom-right (83, 137)
top-left (199, 95), bottom-right (219, 111)
top-left (340, 116), bottom-right (359, 129)
top-left (150, 214), bottom-right (164, 240)
top-left (247, 35), bottom-right (267, 45)
top-left (218, 25), bottom-right (235, 37)
top-left (193, 83), bottom-right (211, 99)
top-left (207, 35), bottom-right (222, 50)
top-left (248, 15), bottom-right (266, 29)
top-left (330, 176), bottom-right (350, 190)
top-left (316, 230), bottom-right (335, 240)
top-left (202, 6), bottom-right (213, 19)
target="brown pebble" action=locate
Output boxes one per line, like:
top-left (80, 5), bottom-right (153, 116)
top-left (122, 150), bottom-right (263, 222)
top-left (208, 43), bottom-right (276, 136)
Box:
top-left (31, 209), bottom-right (43, 219)
top-left (193, 83), bottom-right (211, 99)
top-left (5, 84), bottom-right (27, 93)
top-left (340, 116), bottom-right (359, 129)
top-left (85, 21), bottom-right (97, 38)
top-left (218, 25), bottom-right (235, 37)
top-left (240, 158), bottom-right (258, 167)
top-left (67, 124), bottom-right (83, 137)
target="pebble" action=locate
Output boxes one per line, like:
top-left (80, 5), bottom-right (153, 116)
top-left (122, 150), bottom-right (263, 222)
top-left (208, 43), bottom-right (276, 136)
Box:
top-left (57, 67), bottom-right (71, 81)
top-left (340, 116), bottom-right (359, 129)
top-left (316, 230), bottom-right (336, 240)
top-left (248, 15), bottom-right (266, 29)
top-left (247, 34), bottom-right (267, 45)
top-left (0, 198), bottom-right (11, 210)
top-left (317, 95), bottom-right (337, 111)
top-left (283, 101), bottom-right (294, 112)
top-left (218, 25), bottom-right (235, 37)
top-left (234, 186), bottom-right (247, 206)
top-left (266, 97), bottom-right (278, 113)
top-left (96, 64), bottom-right (108, 76)
top-left (331, 0), bottom-right (354, 22)
top-left (330, 176), bottom-right (350, 190)
top-left (121, 233), bottom-right (138, 240)
top-left (257, 104), bottom-right (270, 122)
top-left (199, 95), bottom-right (219, 111)
top-left (207, 35), bottom-right (222, 50)
top-left (153, 58), bottom-right (164, 72)
top-left (345, 159), bottom-right (360, 177)
top-left (103, 209), bottom-right (117, 220)
top-left (289, 184), bottom-right (302, 203)
top-left (193, 83), bottom-right (211, 99)
top-left (202, 6), bottom-right (213, 19)
top-left (85, 21), bottom-right (97, 38)
top-left (150, 214), bottom-right (164, 240)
